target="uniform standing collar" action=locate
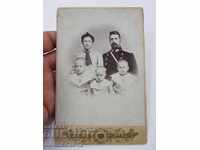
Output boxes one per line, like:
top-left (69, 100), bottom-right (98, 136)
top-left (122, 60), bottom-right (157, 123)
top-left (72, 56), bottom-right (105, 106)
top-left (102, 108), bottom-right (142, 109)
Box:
top-left (111, 47), bottom-right (122, 53)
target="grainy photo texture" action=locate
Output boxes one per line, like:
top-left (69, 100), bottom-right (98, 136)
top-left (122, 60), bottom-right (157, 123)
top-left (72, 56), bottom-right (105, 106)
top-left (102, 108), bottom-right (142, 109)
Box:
top-left (56, 7), bottom-right (146, 144)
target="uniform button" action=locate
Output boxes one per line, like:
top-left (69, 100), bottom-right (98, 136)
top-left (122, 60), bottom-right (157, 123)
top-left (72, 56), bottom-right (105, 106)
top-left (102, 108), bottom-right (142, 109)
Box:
top-left (120, 57), bottom-right (123, 59)
top-left (121, 52), bottom-right (124, 55)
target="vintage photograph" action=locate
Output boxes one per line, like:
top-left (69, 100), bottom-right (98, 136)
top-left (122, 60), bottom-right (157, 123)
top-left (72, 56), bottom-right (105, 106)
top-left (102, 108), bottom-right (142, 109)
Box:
top-left (56, 7), bottom-right (146, 144)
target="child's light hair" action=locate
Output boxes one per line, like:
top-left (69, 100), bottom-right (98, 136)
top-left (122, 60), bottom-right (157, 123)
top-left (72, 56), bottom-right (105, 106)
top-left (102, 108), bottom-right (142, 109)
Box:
top-left (71, 56), bottom-right (86, 74)
top-left (117, 59), bottom-right (129, 67)
top-left (95, 66), bottom-right (106, 74)
top-left (74, 56), bottom-right (86, 65)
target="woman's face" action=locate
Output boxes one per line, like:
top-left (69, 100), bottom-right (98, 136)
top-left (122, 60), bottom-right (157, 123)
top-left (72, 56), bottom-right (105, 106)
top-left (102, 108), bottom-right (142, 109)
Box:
top-left (82, 36), bottom-right (93, 50)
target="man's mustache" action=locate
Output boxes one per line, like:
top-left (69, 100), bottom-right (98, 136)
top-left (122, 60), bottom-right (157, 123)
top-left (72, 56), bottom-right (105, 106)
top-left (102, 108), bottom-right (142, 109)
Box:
top-left (111, 42), bottom-right (120, 49)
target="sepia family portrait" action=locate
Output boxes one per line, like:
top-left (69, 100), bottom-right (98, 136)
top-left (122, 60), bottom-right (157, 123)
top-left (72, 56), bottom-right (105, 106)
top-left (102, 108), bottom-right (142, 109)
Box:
top-left (68, 31), bottom-right (137, 97)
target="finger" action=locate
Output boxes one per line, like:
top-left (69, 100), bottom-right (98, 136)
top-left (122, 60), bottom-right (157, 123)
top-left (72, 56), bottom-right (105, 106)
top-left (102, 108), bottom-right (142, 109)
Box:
top-left (44, 51), bottom-right (56, 93)
top-left (43, 55), bottom-right (55, 118)
top-left (43, 105), bottom-right (49, 124)
top-left (43, 31), bottom-right (56, 53)
top-left (45, 51), bottom-right (56, 71)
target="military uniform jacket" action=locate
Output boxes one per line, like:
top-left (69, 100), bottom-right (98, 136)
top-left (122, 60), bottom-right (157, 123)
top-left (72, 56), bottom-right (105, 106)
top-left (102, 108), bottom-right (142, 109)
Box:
top-left (103, 48), bottom-right (137, 77)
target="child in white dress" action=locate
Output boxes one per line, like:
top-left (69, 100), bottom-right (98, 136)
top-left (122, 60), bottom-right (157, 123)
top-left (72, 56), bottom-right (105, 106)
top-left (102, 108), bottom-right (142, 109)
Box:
top-left (69, 57), bottom-right (94, 95)
top-left (111, 60), bottom-right (136, 94)
top-left (90, 66), bottom-right (113, 95)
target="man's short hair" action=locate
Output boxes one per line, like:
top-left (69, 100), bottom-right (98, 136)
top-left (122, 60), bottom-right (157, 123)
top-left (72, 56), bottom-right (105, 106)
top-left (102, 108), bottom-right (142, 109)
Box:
top-left (109, 31), bottom-right (121, 38)
top-left (81, 32), bottom-right (95, 43)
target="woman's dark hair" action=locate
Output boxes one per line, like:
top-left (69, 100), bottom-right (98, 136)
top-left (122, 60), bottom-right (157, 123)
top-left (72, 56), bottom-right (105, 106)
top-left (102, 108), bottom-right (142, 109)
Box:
top-left (81, 32), bottom-right (95, 43)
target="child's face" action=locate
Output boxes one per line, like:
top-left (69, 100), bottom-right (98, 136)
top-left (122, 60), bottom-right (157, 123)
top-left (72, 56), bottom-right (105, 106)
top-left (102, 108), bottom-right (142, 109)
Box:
top-left (96, 71), bottom-right (105, 82)
top-left (74, 59), bottom-right (85, 75)
top-left (117, 61), bottom-right (129, 76)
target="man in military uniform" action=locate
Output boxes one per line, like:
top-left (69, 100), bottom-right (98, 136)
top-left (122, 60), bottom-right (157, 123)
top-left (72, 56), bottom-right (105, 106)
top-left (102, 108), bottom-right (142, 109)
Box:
top-left (103, 31), bottom-right (137, 77)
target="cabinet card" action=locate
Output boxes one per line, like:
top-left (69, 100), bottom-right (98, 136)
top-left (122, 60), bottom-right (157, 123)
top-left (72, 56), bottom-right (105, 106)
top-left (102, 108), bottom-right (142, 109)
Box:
top-left (56, 7), bottom-right (147, 145)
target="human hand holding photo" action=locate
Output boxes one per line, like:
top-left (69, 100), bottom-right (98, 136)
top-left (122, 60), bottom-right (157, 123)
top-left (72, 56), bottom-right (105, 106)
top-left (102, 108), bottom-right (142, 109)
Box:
top-left (43, 31), bottom-right (56, 124)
